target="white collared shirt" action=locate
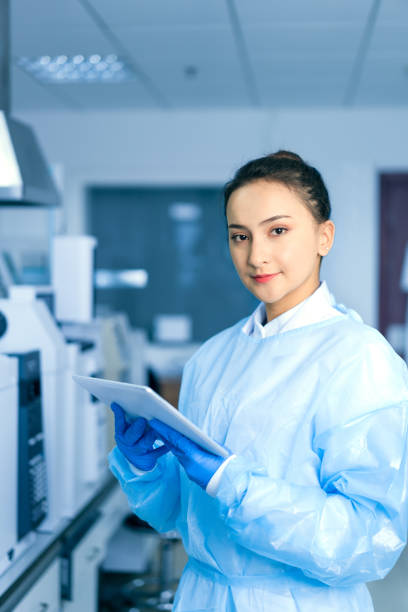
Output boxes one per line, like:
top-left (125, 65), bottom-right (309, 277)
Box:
top-left (241, 280), bottom-right (341, 338)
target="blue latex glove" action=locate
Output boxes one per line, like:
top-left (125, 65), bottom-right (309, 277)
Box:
top-left (150, 418), bottom-right (227, 490)
top-left (111, 403), bottom-right (169, 471)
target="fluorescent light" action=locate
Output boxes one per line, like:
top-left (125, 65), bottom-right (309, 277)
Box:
top-left (95, 269), bottom-right (148, 289)
top-left (16, 54), bottom-right (134, 83)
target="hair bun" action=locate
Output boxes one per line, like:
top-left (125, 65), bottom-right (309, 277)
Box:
top-left (268, 150), bottom-right (304, 163)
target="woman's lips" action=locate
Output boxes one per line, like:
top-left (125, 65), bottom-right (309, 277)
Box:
top-left (252, 272), bottom-right (281, 284)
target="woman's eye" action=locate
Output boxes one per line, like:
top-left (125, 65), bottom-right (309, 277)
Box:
top-left (231, 234), bottom-right (248, 242)
top-left (271, 227), bottom-right (287, 236)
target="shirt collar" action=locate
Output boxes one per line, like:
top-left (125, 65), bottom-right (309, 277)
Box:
top-left (242, 281), bottom-right (339, 338)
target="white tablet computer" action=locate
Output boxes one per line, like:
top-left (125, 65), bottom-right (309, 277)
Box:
top-left (72, 374), bottom-right (229, 459)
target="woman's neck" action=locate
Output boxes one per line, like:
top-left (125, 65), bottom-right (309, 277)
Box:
top-left (265, 278), bottom-right (321, 323)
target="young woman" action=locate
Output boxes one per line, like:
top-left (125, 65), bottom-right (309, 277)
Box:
top-left (109, 151), bottom-right (408, 611)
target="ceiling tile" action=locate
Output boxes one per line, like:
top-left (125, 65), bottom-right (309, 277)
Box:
top-left (87, 0), bottom-right (230, 27)
top-left (355, 55), bottom-right (408, 105)
top-left (252, 58), bottom-right (351, 82)
top-left (242, 24), bottom-right (363, 60)
top-left (259, 77), bottom-right (346, 106)
top-left (11, 0), bottom-right (95, 30)
top-left (234, 0), bottom-right (373, 25)
top-left (375, 0), bottom-right (408, 24)
top-left (47, 80), bottom-right (159, 109)
top-left (11, 66), bottom-right (75, 111)
top-left (130, 55), bottom-right (248, 106)
top-left (112, 25), bottom-right (239, 63)
top-left (161, 78), bottom-right (249, 107)
top-left (365, 25), bottom-right (408, 61)
top-left (12, 26), bottom-right (117, 57)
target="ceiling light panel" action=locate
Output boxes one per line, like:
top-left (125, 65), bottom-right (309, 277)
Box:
top-left (16, 54), bottom-right (133, 84)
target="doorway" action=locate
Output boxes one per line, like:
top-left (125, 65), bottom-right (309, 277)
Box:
top-left (379, 173), bottom-right (408, 358)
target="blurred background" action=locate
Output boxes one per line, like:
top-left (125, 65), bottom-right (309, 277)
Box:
top-left (0, 1), bottom-right (407, 611)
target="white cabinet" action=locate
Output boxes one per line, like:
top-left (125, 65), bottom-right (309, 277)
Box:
top-left (14, 557), bottom-right (60, 612)
top-left (62, 518), bottom-right (107, 612)
top-left (61, 488), bottom-right (129, 612)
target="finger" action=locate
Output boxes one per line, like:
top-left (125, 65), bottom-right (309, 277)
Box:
top-left (150, 445), bottom-right (170, 460)
top-left (123, 417), bottom-right (147, 445)
top-left (149, 419), bottom-right (180, 443)
top-left (111, 403), bottom-right (126, 436)
top-left (141, 427), bottom-right (160, 449)
top-left (150, 419), bottom-right (191, 452)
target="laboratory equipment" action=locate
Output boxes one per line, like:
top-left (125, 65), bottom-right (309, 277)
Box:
top-left (0, 252), bottom-right (20, 295)
top-left (153, 314), bottom-right (192, 343)
top-left (51, 235), bottom-right (97, 323)
top-left (13, 351), bottom-right (48, 539)
top-left (0, 285), bottom-right (68, 531)
top-left (63, 314), bottom-right (147, 385)
top-left (13, 558), bottom-right (61, 612)
top-left (0, 351), bottom-right (48, 577)
top-left (0, 6), bottom-right (60, 208)
top-left (100, 313), bottom-right (132, 382)
top-left (63, 316), bottom-right (147, 452)
top-left (0, 354), bottom-right (18, 575)
top-left (62, 339), bottom-right (108, 517)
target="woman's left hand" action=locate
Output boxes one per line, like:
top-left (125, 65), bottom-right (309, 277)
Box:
top-left (150, 419), bottom-right (226, 489)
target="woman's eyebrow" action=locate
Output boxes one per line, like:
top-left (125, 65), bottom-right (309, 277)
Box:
top-left (228, 215), bottom-right (292, 229)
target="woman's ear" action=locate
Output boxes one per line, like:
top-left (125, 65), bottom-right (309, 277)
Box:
top-left (318, 220), bottom-right (335, 256)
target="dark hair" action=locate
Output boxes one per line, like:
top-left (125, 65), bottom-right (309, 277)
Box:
top-left (223, 150), bottom-right (331, 224)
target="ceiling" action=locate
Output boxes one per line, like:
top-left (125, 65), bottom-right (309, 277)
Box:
top-left (10, 0), bottom-right (408, 111)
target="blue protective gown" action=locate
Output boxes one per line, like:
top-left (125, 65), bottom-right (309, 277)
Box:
top-left (109, 303), bottom-right (408, 611)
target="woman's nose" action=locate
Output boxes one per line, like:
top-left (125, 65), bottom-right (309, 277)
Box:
top-left (247, 240), bottom-right (270, 267)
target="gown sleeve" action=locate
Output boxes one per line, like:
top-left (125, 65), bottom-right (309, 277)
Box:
top-left (109, 447), bottom-right (180, 533)
top-left (214, 335), bottom-right (408, 587)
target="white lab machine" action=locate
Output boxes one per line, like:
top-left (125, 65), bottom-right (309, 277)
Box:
top-left (51, 235), bottom-right (97, 323)
top-left (0, 354), bottom-right (18, 575)
top-left (0, 349), bottom-right (48, 576)
top-left (0, 285), bottom-right (68, 531)
top-left (62, 316), bottom-right (147, 451)
top-left (101, 313), bottom-right (147, 385)
top-left (62, 339), bottom-right (108, 517)
top-left (63, 314), bottom-right (147, 386)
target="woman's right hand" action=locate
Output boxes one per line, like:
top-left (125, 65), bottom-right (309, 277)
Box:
top-left (111, 403), bottom-right (170, 471)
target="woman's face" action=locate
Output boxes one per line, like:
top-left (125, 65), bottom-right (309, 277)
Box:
top-left (226, 179), bottom-right (335, 320)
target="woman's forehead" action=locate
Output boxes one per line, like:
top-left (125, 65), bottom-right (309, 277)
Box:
top-left (227, 180), bottom-right (310, 223)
